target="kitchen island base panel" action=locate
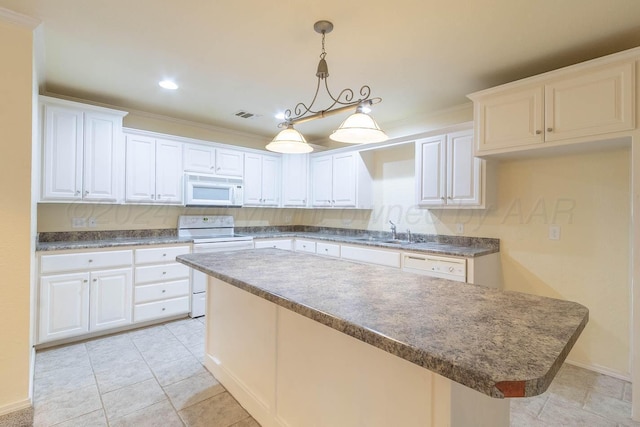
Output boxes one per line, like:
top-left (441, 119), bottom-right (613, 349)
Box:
top-left (205, 277), bottom-right (510, 427)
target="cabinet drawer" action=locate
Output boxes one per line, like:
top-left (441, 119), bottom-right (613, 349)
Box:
top-left (254, 239), bottom-right (293, 251)
top-left (135, 263), bottom-right (190, 284)
top-left (134, 296), bottom-right (190, 323)
top-left (134, 279), bottom-right (190, 303)
top-left (135, 246), bottom-right (190, 265)
top-left (41, 250), bottom-right (133, 274)
top-left (295, 239), bottom-right (316, 254)
top-left (341, 245), bottom-right (401, 268)
top-left (316, 242), bottom-right (340, 258)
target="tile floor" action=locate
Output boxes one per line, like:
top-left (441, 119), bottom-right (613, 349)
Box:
top-left (30, 317), bottom-right (259, 427)
top-left (15, 317), bottom-right (640, 427)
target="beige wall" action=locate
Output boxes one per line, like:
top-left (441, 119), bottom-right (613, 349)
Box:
top-left (0, 19), bottom-right (34, 412)
top-left (300, 142), bottom-right (632, 377)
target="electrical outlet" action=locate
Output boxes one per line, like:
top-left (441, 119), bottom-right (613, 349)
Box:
top-left (71, 217), bottom-right (86, 228)
top-left (88, 217), bottom-right (97, 228)
top-left (548, 225), bottom-right (561, 240)
top-left (456, 223), bottom-right (464, 234)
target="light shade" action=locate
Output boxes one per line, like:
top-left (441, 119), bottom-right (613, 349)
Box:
top-left (330, 112), bottom-right (388, 143)
top-left (266, 125), bottom-right (313, 154)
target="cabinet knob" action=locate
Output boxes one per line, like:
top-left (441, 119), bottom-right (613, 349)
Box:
top-left (535, 130), bottom-right (542, 135)
top-left (302, 199), bottom-right (306, 204)
top-left (210, 166), bottom-right (215, 169)
top-left (162, 307), bottom-right (166, 311)
top-left (162, 271), bottom-right (166, 275)
top-left (88, 259), bottom-right (93, 263)
top-left (83, 279), bottom-right (88, 283)
top-left (76, 190), bottom-right (80, 195)
top-left (162, 289), bottom-right (166, 293)
top-left (547, 127), bottom-right (553, 132)
top-left (324, 248), bottom-right (328, 252)
top-left (447, 196), bottom-right (452, 199)
top-left (217, 167), bottom-right (221, 171)
top-left (156, 194), bottom-right (161, 199)
top-left (440, 197), bottom-right (446, 201)
top-left (162, 253), bottom-right (167, 257)
top-left (84, 190), bottom-right (89, 195)
top-left (93, 278), bottom-right (97, 282)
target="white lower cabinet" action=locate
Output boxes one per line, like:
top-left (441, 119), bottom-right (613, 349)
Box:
top-left (90, 268), bottom-right (133, 332)
top-left (38, 249), bottom-right (133, 344)
top-left (38, 245), bottom-right (191, 344)
top-left (133, 245), bottom-right (191, 323)
top-left (39, 272), bottom-right (90, 342)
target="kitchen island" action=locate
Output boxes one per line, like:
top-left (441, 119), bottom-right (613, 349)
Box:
top-left (177, 249), bottom-right (588, 427)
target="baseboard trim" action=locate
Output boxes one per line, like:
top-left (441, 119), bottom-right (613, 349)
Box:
top-left (565, 359), bottom-right (631, 382)
top-left (0, 399), bottom-right (32, 417)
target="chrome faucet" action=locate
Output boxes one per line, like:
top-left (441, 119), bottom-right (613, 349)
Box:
top-left (389, 220), bottom-right (397, 240)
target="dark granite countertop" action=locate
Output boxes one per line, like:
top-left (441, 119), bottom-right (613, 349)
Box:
top-left (244, 231), bottom-right (496, 257)
top-left (35, 226), bottom-right (499, 258)
top-left (177, 249), bottom-right (588, 399)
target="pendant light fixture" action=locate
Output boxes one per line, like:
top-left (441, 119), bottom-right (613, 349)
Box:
top-left (267, 20), bottom-right (388, 154)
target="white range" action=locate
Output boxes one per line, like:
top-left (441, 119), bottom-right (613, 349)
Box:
top-left (178, 215), bottom-right (253, 317)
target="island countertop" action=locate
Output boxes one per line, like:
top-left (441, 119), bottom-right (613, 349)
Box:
top-left (176, 248), bottom-right (588, 399)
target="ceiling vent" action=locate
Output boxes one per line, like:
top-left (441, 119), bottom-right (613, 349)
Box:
top-left (234, 110), bottom-right (261, 119)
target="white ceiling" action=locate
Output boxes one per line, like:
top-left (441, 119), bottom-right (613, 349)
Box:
top-left (3, 0), bottom-right (640, 144)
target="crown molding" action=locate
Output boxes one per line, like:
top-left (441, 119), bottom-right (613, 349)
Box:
top-left (0, 7), bottom-right (40, 29)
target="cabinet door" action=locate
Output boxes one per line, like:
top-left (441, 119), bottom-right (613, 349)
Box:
top-left (39, 272), bottom-right (90, 343)
top-left (447, 130), bottom-right (481, 206)
top-left (125, 134), bottom-right (156, 202)
top-left (41, 104), bottom-right (84, 200)
top-left (184, 143), bottom-right (215, 173)
top-left (155, 139), bottom-right (183, 204)
top-left (310, 155), bottom-right (333, 207)
top-left (261, 155), bottom-right (281, 206)
top-left (545, 62), bottom-right (635, 141)
top-left (83, 112), bottom-right (121, 201)
top-left (90, 268), bottom-right (133, 332)
top-left (243, 153), bottom-right (263, 205)
top-left (216, 148), bottom-right (245, 177)
top-left (331, 153), bottom-right (357, 207)
top-left (416, 136), bottom-right (446, 207)
top-left (475, 85), bottom-right (544, 152)
top-left (282, 154), bottom-right (308, 207)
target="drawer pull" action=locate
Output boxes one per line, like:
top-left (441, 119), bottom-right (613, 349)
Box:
top-left (407, 256), bottom-right (426, 261)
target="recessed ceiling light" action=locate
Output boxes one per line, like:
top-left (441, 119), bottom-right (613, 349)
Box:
top-left (159, 80), bottom-right (178, 90)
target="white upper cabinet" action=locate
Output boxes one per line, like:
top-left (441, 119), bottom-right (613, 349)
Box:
top-left (310, 151), bottom-right (373, 209)
top-left (40, 96), bottom-right (127, 202)
top-left (471, 60), bottom-right (635, 155)
top-left (416, 128), bottom-right (483, 208)
top-left (125, 133), bottom-right (183, 204)
top-left (243, 153), bottom-right (281, 206)
top-left (183, 143), bottom-right (244, 177)
top-left (281, 154), bottom-right (309, 207)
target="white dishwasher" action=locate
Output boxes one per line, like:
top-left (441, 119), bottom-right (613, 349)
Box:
top-left (401, 252), bottom-right (466, 282)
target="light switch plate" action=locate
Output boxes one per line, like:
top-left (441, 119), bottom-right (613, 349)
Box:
top-left (549, 225), bottom-right (561, 240)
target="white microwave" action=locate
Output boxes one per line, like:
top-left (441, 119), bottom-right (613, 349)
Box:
top-left (184, 174), bottom-right (244, 207)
